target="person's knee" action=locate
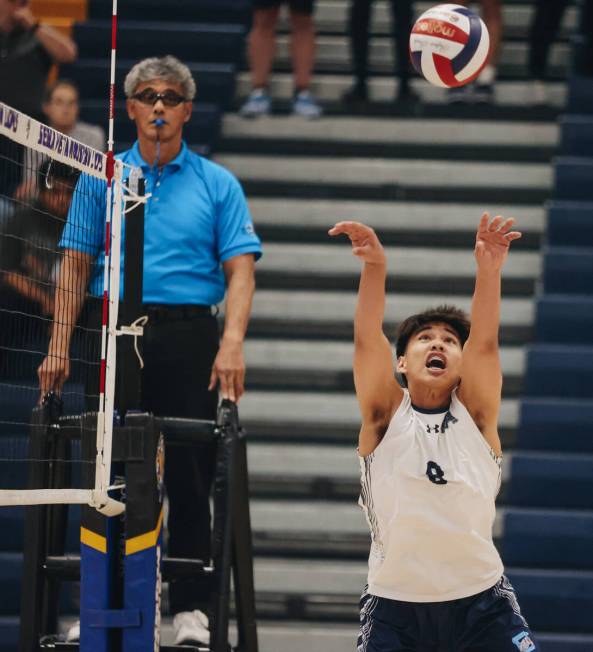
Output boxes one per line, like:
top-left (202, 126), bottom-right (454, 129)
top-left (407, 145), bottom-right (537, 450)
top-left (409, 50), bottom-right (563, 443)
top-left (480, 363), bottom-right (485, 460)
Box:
top-left (290, 10), bottom-right (314, 33)
top-left (253, 7), bottom-right (280, 33)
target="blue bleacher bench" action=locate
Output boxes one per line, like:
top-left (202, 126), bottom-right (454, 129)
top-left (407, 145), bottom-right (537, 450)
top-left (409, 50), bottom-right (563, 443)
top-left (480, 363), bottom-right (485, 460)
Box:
top-left (61, 59), bottom-right (236, 109)
top-left (518, 397), bottom-right (593, 452)
top-left (554, 157), bottom-right (593, 201)
top-left (524, 344), bottom-right (593, 398)
top-left (73, 21), bottom-right (245, 65)
top-left (567, 75), bottom-right (593, 115)
top-left (543, 247), bottom-right (593, 294)
top-left (535, 295), bottom-right (593, 345)
top-left (506, 451), bottom-right (593, 510)
top-left (87, 0), bottom-right (251, 25)
top-left (546, 200), bottom-right (593, 247)
top-left (501, 507), bottom-right (593, 569)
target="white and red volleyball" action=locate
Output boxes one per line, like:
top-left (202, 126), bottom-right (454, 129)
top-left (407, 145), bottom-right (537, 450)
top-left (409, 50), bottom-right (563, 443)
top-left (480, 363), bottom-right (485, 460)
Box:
top-left (409, 4), bottom-right (490, 88)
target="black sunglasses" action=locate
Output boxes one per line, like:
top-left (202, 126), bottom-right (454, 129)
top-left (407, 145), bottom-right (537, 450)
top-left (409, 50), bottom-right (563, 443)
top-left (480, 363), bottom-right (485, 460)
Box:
top-left (131, 88), bottom-right (188, 107)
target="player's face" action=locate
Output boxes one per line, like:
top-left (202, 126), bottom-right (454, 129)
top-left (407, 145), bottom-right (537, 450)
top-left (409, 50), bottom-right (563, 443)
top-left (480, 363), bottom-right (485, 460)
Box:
top-left (397, 322), bottom-right (463, 388)
top-left (43, 84), bottom-right (79, 132)
top-left (126, 79), bottom-right (192, 144)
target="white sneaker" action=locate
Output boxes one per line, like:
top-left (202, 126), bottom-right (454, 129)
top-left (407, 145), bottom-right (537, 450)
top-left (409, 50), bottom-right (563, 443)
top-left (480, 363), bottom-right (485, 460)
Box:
top-left (173, 609), bottom-right (210, 646)
top-left (239, 88), bottom-right (271, 118)
top-left (292, 90), bottom-right (323, 119)
top-left (65, 620), bottom-right (80, 642)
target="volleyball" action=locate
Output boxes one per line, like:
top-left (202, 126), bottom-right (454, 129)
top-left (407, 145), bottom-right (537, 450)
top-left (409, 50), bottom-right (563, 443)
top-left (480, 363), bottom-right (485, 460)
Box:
top-left (409, 4), bottom-right (490, 88)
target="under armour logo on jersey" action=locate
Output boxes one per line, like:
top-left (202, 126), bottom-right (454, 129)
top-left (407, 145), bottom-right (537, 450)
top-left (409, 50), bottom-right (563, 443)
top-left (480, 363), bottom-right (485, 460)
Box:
top-left (426, 424), bottom-right (440, 434)
top-left (426, 461), bottom-right (447, 485)
top-left (441, 410), bottom-right (458, 433)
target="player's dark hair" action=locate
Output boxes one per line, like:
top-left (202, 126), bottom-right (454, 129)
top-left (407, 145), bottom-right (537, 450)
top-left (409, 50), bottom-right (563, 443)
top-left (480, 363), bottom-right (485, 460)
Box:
top-left (44, 78), bottom-right (79, 104)
top-left (395, 305), bottom-right (470, 358)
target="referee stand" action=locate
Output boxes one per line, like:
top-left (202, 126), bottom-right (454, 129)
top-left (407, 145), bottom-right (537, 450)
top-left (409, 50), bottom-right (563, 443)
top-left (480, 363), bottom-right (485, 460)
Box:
top-left (19, 179), bottom-right (258, 652)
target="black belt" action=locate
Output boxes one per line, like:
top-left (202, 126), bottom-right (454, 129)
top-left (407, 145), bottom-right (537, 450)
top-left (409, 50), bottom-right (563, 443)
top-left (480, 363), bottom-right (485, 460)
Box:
top-left (144, 304), bottom-right (213, 322)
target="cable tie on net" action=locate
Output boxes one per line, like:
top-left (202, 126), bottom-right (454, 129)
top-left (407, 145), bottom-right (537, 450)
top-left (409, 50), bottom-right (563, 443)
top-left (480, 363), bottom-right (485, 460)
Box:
top-left (122, 187), bottom-right (151, 215)
top-left (115, 315), bottom-right (148, 369)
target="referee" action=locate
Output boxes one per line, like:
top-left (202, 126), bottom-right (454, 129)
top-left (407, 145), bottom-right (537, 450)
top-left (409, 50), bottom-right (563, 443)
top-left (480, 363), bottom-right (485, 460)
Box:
top-left (38, 56), bottom-right (262, 646)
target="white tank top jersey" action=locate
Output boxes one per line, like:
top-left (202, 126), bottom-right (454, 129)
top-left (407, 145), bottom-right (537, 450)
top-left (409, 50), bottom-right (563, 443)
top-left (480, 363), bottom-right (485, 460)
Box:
top-left (358, 388), bottom-right (504, 603)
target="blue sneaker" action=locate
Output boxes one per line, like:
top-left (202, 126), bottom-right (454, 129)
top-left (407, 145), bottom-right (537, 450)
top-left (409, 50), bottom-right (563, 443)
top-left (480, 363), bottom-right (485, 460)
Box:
top-left (239, 89), bottom-right (271, 118)
top-left (292, 90), bottom-right (323, 119)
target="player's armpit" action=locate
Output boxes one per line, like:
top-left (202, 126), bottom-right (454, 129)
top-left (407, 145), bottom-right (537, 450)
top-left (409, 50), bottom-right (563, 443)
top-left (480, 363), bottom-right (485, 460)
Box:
top-left (354, 333), bottom-right (403, 455)
top-left (457, 340), bottom-right (502, 452)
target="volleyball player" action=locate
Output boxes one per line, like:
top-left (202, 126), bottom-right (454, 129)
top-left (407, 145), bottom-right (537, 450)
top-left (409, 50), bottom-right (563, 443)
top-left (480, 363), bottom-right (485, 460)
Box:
top-left (329, 214), bottom-right (537, 651)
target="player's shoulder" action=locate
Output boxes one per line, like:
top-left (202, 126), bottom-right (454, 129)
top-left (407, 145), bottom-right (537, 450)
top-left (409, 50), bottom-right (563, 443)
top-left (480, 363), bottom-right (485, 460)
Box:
top-left (187, 150), bottom-right (240, 187)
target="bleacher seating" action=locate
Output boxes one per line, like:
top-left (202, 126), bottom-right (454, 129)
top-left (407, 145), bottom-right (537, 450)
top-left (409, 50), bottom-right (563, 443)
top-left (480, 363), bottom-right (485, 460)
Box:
top-left (517, 21), bottom-right (593, 647)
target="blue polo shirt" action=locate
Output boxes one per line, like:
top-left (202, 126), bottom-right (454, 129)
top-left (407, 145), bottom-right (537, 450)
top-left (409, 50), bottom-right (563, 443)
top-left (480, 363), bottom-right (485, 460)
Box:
top-left (60, 141), bottom-right (262, 305)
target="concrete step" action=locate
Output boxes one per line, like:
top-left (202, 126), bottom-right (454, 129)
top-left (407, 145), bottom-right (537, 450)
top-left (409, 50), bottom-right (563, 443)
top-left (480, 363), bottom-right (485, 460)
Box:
top-left (131, 619), bottom-right (593, 652)
top-left (216, 154), bottom-right (551, 189)
top-left (248, 198), bottom-right (545, 249)
top-left (245, 444), bottom-right (593, 511)
top-left (238, 390), bottom-right (519, 429)
top-left (243, 339), bottom-right (526, 394)
top-left (254, 242), bottom-right (540, 295)
top-left (244, 339), bottom-right (525, 373)
top-left (224, 114), bottom-right (558, 147)
top-left (248, 558), bottom-right (593, 631)
top-left (236, 73), bottom-right (567, 108)
top-left (221, 115), bottom-right (558, 162)
top-left (268, 35), bottom-right (570, 79)
top-left (244, 291), bottom-right (533, 344)
top-left (248, 290), bottom-right (533, 327)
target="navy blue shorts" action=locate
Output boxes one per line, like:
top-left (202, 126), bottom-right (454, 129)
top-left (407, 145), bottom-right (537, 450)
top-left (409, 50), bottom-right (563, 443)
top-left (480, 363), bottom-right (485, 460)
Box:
top-left (358, 576), bottom-right (538, 652)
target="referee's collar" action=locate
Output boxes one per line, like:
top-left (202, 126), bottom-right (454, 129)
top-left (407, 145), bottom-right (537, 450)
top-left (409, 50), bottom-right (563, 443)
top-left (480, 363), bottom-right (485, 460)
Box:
top-left (128, 140), bottom-right (188, 172)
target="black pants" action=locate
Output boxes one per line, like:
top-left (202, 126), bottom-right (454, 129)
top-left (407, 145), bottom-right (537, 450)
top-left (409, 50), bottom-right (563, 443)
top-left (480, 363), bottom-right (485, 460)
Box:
top-left (528, 0), bottom-right (571, 79)
top-left (140, 310), bottom-right (219, 615)
top-left (82, 304), bottom-right (219, 614)
top-left (349, 0), bottom-right (414, 86)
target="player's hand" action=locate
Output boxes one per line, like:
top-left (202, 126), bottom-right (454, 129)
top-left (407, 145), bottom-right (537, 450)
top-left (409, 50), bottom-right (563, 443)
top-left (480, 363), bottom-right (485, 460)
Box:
top-left (328, 221), bottom-right (386, 266)
top-left (474, 213), bottom-right (521, 271)
top-left (209, 337), bottom-right (245, 404)
top-left (37, 353), bottom-right (70, 403)
top-left (13, 6), bottom-right (37, 31)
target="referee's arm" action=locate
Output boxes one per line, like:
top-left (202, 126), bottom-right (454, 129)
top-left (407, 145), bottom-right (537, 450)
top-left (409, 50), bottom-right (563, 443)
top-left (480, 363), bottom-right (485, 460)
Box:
top-left (208, 253), bottom-right (256, 403)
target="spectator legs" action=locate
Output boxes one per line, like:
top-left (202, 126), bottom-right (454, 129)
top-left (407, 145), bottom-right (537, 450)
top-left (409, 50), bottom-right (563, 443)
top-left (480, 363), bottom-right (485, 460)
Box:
top-left (528, 0), bottom-right (570, 80)
top-left (248, 7), bottom-right (281, 90)
top-left (348, 0), bottom-right (373, 91)
top-left (389, 0), bottom-right (414, 94)
top-left (289, 9), bottom-right (317, 92)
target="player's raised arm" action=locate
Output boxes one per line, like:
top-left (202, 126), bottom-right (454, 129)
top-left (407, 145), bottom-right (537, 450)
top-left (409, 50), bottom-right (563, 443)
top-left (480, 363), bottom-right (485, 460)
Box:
top-left (329, 222), bottom-right (403, 455)
top-left (457, 213), bottom-right (522, 456)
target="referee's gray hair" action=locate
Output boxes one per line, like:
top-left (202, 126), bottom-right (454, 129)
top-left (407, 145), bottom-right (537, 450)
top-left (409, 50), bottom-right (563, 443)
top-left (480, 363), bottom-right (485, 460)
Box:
top-left (124, 56), bottom-right (196, 100)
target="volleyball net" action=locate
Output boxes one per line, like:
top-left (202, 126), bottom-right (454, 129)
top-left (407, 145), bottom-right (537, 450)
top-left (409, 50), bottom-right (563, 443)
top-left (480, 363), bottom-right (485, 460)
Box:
top-left (0, 101), bottom-right (139, 516)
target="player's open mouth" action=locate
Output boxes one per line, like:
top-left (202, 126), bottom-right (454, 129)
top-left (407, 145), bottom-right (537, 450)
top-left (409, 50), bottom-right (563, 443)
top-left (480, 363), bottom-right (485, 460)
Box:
top-left (426, 354), bottom-right (447, 371)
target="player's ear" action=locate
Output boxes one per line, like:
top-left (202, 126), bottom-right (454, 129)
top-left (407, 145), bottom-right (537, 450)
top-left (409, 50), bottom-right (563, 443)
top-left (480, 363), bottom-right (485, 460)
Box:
top-left (396, 355), bottom-right (407, 374)
top-left (183, 101), bottom-right (192, 124)
top-left (126, 99), bottom-right (136, 121)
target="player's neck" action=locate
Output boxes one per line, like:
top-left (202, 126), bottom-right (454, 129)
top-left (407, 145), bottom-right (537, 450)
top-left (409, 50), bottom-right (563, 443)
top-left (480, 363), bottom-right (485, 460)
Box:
top-left (137, 136), bottom-right (182, 168)
top-left (407, 383), bottom-right (453, 411)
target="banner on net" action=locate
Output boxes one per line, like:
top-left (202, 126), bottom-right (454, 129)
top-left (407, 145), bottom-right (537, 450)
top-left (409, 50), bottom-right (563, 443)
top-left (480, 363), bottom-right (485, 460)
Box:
top-left (0, 101), bottom-right (106, 180)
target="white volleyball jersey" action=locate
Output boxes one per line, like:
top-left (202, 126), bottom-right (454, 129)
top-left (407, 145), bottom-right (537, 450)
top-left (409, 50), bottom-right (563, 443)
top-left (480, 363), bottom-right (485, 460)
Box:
top-left (358, 388), bottom-right (504, 602)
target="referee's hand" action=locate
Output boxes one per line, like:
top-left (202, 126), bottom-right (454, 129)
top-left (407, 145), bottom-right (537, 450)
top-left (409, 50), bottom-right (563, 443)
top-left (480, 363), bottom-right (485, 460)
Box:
top-left (209, 338), bottom-right (245, 403)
